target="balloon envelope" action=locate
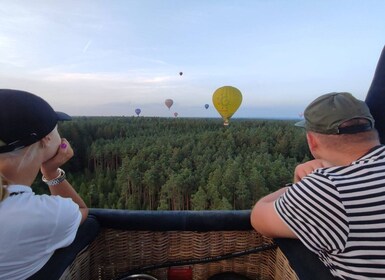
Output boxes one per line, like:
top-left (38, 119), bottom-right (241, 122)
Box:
top-left (179, 72), bottom-right (183, 76)
top-left (366, 45), bottom-right (385, 143)
top-left (165, 99), bottom-right (173, 109)
top-left (135, 108), bottom-right (141, 116)
top-left (205, 104), bottom-right (209, 109)
top-left (212, 86), bottom-right (242, 125)
top-left (174, 112), bottom-right (178, 117)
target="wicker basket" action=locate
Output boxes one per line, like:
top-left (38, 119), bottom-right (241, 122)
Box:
top-left (61, 228), bottom-right (297, 280)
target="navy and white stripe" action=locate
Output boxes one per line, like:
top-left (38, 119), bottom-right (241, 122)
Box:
top-left (275, 146), bottom-right (385, 279)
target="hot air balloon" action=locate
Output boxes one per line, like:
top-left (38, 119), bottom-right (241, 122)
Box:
top-left (366, 45), bottom-right (385, 143)
top-left (165, 99), bottom-right (173, 110)
top-left (174, 112), bottom-right (178, 117)
top-left (212, 86), bottom-right (242, 126)
top-left (205, 104), bottom-right (209, 109)
top-left (135, 108), bottom-right (141, 116)
top-left (179, 72), bottom-right (183, 76)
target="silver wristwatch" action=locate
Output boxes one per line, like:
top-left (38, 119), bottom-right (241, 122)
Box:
top-left (42, 168), bottom-right (66, 186)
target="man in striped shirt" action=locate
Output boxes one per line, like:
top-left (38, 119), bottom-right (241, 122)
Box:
top-left (251, 92), bottom-right (385, 280)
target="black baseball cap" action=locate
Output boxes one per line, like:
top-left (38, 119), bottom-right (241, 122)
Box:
top-left (0, 89), bottom-right (71, 154)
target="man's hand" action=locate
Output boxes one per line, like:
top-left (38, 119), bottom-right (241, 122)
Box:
top-left (293, 159), bottom-right (333, 183)
top-left (41, 138), bottom-right (73, 179)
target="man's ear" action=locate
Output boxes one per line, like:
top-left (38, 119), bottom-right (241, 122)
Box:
top-left (306, 132), bottom-right (318, 152)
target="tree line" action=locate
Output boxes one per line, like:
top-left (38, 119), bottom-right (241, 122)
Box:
top-left (33, 117), bottom-right (311, 210)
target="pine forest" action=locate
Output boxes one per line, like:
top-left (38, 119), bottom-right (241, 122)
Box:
top-left (33, 117), bottom-right (311, 211)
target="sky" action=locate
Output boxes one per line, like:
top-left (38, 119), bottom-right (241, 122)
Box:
top-left (0, 0), bottom-right (384, 119)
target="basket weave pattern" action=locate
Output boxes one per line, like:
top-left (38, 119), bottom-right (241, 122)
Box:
top-left (62, 228), bottom-right (297, 280)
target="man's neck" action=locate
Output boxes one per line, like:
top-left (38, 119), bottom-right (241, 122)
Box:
top-left (326, 142), bottom-right (381, 166)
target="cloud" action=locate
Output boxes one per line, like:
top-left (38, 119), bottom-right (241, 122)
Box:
top-left (0, 36), bottom-right (26, 67)
top-left (82, 40), bottom-right (92, 53)
top-left (37, 70), bottom-right (173, 85)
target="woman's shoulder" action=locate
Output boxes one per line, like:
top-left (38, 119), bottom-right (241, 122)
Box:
top-left (2, 185), bottom-right (79, 220)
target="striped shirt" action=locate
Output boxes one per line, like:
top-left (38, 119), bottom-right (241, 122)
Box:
top-left (275, 145), bottom-right (385, 280)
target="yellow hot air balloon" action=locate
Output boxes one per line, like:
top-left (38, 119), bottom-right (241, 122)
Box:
top-left (212, 86), bottom-right (242, 125)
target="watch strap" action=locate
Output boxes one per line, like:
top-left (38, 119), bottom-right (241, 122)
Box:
top-left (42, 168), bottom-right (66, 186)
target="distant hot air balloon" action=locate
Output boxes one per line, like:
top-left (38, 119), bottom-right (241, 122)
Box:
top-left (212, 86), bottom-right (242, 126)
top-left (205, 104), bottom-right (209, 109)
top-left (135, 108), bottom-right (141, 116)
top-left (174, 112), bottom-right (178, 117)
top-left (165, 99), bottom-right (173, 110)
top-left (179, 72), bottom-right (183, 76)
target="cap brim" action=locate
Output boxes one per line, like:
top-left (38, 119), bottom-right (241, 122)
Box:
top-left (56, 111), bottom-right (72, 121)
top-left (295, 119), bottom-right (306, 128)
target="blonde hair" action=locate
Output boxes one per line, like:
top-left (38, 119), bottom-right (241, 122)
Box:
top-left (0, 175), bottom-right (8, 202)
top-left (0, 143), bottom-right (40, 202)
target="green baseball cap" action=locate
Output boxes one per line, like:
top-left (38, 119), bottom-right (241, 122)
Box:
top-left (295, 92), bottom-right (375, 134)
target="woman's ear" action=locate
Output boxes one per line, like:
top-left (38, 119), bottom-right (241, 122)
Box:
top-left (39, 135), bottom-right (51, 148)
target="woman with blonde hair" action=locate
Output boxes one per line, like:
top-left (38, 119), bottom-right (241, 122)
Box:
top-left (0, 89), bottom-right (99, 280)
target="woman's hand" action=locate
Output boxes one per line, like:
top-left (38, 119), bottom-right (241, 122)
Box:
top-left (293, 159), bottom-right (333, 183)
top-left (40, 138), bottom-right (73, 180)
